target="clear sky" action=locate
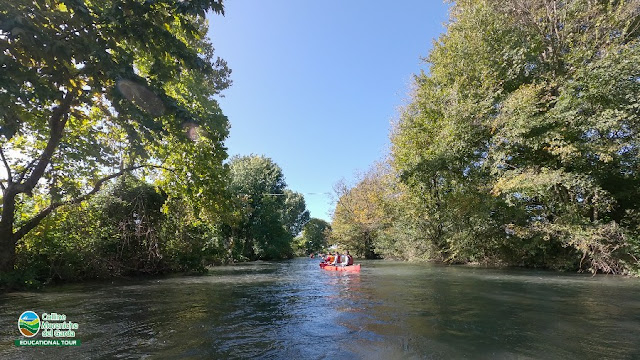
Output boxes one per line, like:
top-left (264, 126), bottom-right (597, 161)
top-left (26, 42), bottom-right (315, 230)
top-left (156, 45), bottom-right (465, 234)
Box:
top-left (207, 1), bottom-right (450, 221)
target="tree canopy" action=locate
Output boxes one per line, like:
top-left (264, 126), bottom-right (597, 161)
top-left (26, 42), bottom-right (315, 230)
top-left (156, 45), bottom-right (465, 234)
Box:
top-left (0, 0), bottom-right (231, 272)
top-left (332, 0), bottom-right (640, 274)
top-left (299, 218), bottom-right (331, 255)
top-left (394, 0), bottom-right (640, 273)
top-left (226, 155), bottom-right (309, 260)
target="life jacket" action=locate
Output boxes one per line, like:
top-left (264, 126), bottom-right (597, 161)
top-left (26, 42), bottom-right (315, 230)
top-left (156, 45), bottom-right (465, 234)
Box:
top-left (327, 255), bottom-right (334, 263)
top-left (334, 255), bottom-right (341, 264)
top-left (347, 255), bottom-right (353, 265)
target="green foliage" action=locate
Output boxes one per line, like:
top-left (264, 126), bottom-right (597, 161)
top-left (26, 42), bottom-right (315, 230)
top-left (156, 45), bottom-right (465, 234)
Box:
top-left (159, 197), bottom-right (226, 272)
top-left (11, 175), bottom-right (232, 284)
top-left (331, 163), bottom-right (396, 259)
top-left (299, 218), bottom-right (331, 255)
top-left (226, 155), bottom-right (309, 260)
top-left (0, 1), bottom-right (313, 284)
top-left (0, 0), bottom-right (230, 272)
top-left (325, 0), bottom-right (640, 274)
top-left (282, 190), bottom-right (311, 237)
top-left (9, 154), bottom-right (310, 285)
top-left (16, 176), bottom-right (166, 281)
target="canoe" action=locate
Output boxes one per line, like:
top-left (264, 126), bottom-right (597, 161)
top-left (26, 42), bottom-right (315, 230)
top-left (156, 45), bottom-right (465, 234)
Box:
top-left (319, 263), bottom-right (361, 272)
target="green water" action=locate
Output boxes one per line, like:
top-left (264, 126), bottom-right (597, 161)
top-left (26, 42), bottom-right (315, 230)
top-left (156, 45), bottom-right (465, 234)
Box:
top-left (1, 258), bottom-right (639, 359)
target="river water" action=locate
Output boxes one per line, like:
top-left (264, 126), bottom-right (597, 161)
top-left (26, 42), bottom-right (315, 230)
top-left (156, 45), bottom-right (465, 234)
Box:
top-left (1, 258), bottom-right (639, 359)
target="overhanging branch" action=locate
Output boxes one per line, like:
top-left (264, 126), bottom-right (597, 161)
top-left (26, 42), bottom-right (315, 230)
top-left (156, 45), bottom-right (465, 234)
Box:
top-left (18, 92), bottom-right (75, 196)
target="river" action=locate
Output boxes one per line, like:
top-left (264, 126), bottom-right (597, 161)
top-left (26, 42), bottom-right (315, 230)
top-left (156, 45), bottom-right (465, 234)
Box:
top-left (1, 258), bottom-right (639, 359)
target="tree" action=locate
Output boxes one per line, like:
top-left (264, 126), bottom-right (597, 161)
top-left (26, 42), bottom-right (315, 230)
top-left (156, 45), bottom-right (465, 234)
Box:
top-left (300, 218), bottom-right (331, 255)
top-left (392, 0), bottom-right (640, 273)
top-left (227, 155), bottom-right (308, 260)
top-left (281, 190), bottom-right (310, 237)
top-left (0, 0), bottom-right (231, 272)
top-left (15, 175), bottom-right (169, 282)
top-left (330, 163), bottom-right (394, 258)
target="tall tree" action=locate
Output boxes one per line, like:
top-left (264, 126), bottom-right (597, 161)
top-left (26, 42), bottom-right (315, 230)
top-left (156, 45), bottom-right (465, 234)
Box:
top-left (300, 218), bottom-right (331, 255)
top-left (392, 0), bottom-right (640, 273)
top-left (227, 155), bottom-right (308, 260)
top-left (0, 0), bottom-right (231, 272)
top-left (281, 190), bottom-right (310, 237)
top-left (330, 163), bottom-right (394, 258)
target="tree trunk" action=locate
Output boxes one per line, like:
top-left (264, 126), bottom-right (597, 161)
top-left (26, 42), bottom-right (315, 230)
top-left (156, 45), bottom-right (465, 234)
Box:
top-left (0, 94), bottom-right (73, 274)
top-left (0, 236), bottom-right (16, 273)
top-left (0, 186), bottom-right (18, 272)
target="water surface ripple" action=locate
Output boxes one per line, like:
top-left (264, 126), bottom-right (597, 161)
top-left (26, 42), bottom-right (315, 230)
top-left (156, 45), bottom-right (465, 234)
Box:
top-left (1, 258), bottom-right (639, 359)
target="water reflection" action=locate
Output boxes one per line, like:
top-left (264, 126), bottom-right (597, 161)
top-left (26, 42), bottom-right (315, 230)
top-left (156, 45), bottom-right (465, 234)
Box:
top-left (0, 259), bottom-right (639, 359)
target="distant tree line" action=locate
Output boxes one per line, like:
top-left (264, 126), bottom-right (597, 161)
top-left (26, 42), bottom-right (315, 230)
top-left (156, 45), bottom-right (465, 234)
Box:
top-left (331, 0), bottom-right (640, 275)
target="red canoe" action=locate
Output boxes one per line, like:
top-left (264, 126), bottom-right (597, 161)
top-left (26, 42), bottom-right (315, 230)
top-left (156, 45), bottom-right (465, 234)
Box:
top-left (319, 263), bottom-right (361, 272)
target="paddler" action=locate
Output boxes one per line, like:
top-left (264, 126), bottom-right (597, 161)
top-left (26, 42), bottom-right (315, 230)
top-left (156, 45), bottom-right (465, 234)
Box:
top-left (340, 252), bottom-right (350, 267)
top-left (346, 251), bottom-right (354, 266)
top-left (326, 253), bottom-right (334, 264)
top-left (332, 252), bottom-right (341, 266)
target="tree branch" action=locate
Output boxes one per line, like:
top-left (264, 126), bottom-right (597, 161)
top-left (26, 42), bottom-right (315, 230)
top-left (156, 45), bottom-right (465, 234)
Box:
top-left (16, 159), bottom-right (38, 184)
top-left (13, 164), bottom-right (174, 241)
top-left (17, 92), bottom-right (75, 195)
top-left (0, 146), bottom-right (12, 184)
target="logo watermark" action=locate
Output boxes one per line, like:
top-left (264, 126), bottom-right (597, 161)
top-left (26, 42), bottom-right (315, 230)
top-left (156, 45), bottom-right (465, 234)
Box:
top-left (15, 311), bottom-right (81, 347)
top-left (18, 311), bottom-right (40, 337)
top-left (14, 339), bottom-right (81, 347)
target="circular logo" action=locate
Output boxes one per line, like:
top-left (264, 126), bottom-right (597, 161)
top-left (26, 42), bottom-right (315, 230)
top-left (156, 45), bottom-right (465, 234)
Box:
top-left (18, 311), bottom-right (40, 337)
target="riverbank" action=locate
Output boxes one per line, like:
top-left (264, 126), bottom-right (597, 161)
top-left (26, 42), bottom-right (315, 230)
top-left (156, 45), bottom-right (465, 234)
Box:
top-left (0, 259), bottom-right (295, 292)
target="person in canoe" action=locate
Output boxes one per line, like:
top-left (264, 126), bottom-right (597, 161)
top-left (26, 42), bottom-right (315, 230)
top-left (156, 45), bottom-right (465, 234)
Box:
top-left (340, 253), bottom-right (349, 267)
top-left (339, 251), bottom-right (354, 267)
top-left (332, 252), bottom-right (344, 266)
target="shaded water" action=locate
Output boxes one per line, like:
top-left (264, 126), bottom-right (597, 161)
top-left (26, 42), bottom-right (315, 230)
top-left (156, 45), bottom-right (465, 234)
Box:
top-left (1, 258), bottom-right (639, 359)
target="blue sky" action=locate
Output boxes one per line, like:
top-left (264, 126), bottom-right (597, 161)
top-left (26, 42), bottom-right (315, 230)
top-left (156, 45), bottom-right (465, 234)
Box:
top-left (207, 1), bottom-right (450, 221)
